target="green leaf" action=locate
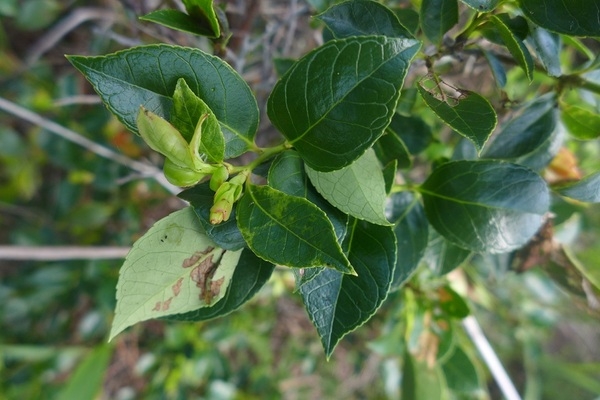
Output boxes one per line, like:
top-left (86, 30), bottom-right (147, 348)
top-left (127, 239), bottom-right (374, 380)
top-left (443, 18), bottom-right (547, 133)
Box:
top-left (425, 230), bottom-right (471, 275)
top-left (178, 183), bottom-right (246, 251)
top-left (306, 149), bottom-right (391, 226)
top-left (182, 0), bottom-right (220, 37)
top-left (556, 172), bottom-right (600, 203)
top-left (236, 184), bottom-right (353, 274)
top-left (56, 345), bottom-right (113, 400)
top-left (458, 0), bottom-right (499, 12)
top-left (438, 285), bottom-right (470, 318)
top-left (67, 44), bottom-right (258, 159)
top-left (383, 160), bottom-right (398, 194)
top-left (387, 192), bottom-right (429, 288)
top-left (164, 249), bottom-right (275, 321)
top-left (171, 78), bottom-right (225, 163)
top-left (441, 346), bottom-right (481, 393)
top-left (315, 0), bottom-right (413, 39)
top-left (483, 49), bottom-right (507, 87)
top-left (394, 8), bottom-right (420, 35)
top-left (140, 9), bottom-right (218, 37)
top-left (373, 132), bottom-right (411, 169)
top-left (402, 352), bottom-right (450, 400)
top-left (110, 207), bottom-right (243, 340)
top-left (267, 35), bottom-right (421, 171)
top-left (561, 101), bottom-right (600, 140)
top-left (420, 0), bottom-right (458, 44)
top-left (491, 14), bottom-right (534, 80)
top-left (528, 24), bottom-right (562, 77)
top-left (300, 219), bottom-right (396, 357)
top-left (418, 78), bottom-right (497, 152)
top-left (484, 94), bottom-right (557, 159)
top-left (387, 113), bottom-right (433, 155)
top-left (519, 0), bottom-right (600, 37)
top-left (420, 160), bottom-right (550, 253)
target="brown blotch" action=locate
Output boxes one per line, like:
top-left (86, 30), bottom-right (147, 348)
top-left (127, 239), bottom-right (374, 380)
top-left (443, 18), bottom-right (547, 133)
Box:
top-left (172, 277), bottom-right (184, 296)
top-left (162, 297), bottom-right (172, 311)
top-left (206, 276), bottom-right (225, 303)
top-left (182, 247), bottom-right (214, 268)
top-left (152, 302), bottom-right (161, 311)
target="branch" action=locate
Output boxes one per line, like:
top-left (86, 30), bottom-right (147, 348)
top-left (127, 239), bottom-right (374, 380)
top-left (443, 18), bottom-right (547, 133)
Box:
top-left (0, 246), bottom-right (129, 261)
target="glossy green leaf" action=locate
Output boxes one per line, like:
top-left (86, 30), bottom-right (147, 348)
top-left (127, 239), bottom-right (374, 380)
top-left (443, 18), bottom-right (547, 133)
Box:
top-left (420, 0), bottom-right (458, 44)
top-left (171, 78), bottom-right (225, 162)
top-left (556, 172), bottom-right (600, 203)
top-left (491, 14), bottom-right (534, 80)
top-left (458, 0), bottom-right (498, 12)
top-left (519, 0), bottom-right (600, 37)
top-left (402, 352), bottom-right (450, 400)
top-left (561, 101), bottom-right (600, 140)
top-left (528, 24), bottom-right (562, 77)
top-left (483, 49), bottom-right (507, 87)
top-left (56, 345), bottom-right (113, 400)
top-left (236, 184), bottom-right (353, 274)
top-left (420, 160), bottom-right (550, 253)
top-left (425, 230), bottom-right (471, 275)
top-left (110, 207), bottom-right (243, 340)
top-left (306, 149), bottom-right (391, 226)
top-left (178, 183), bottom-right (246, 251)
top-left (387, 113), bottom-right (433, 155)
top-left (140, 9), bottom-right (217, 37)
top-left (383, 160), bottom-right (398, 194)
top-left (441, 346), bottom-right (481, 393)
top-left (373, 132), bottom-right (411, 169)
top-left (418, 78), bottom-right (497, 152)
top-left (514, 119), bottom-right (564, 171)
top-left (316, 0), bottom-right (413, 39)
top-left (182, 0), bottom-right (220, 38)
top-left (164, 249), bottom-right (275, 321)
top-left (268, 150), bottom-right (348, 241)
top-left (267, 36), bottom-right (420, 171)
top-left (394, 8), bottom-right (420, 35)
top-left (387, 192), bottom-right (429, 288)
top-left (300, 219), bottom-right (395, 357)
top-left (485, 94), bottom-right (557, 159)
top-left (67, 44), bottom-right (258, 158)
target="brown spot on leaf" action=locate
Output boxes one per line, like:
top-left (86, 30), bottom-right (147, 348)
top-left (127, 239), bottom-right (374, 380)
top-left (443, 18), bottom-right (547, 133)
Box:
top-left (206, 276), bottom-right (225, 303)
top-left (182, 247), bottom-right (214, 268)
top-left (172, 277), bottom-right (183, 296)
top-left (162, 297), bottom-right (172, 311)
top-left (152, 302), bottom-right (161, 311)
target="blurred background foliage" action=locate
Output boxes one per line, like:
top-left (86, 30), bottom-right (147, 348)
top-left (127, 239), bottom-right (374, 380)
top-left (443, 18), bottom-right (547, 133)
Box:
top-left (0, 0), bottom-right (599, 399)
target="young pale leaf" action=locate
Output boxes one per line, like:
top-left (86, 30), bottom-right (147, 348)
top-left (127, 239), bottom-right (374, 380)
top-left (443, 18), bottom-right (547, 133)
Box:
top-left (556, 172), bottom-right (600, 203)
top-left (267, 36), bottom-right (420, 172)
top-left (236, 184), bottom-right (353, 274)
top-left (56, 345), bottom-right (113, 400)
top-left (164, 249), bottom-right (275, 321)
top-left (316, 0), bottom-right (413, 39)
top-left (110, 207), bottom-right (243, 340)
top-left (300, 219), bottom-right (396, 357)
top-left (528, 24), bottom-right (562, 77)
top-left (458, 0), bottom-right (498, 12)
top-left (140, 9), bottom-right (217, 37)
top-left (182, 0), bottom-right (220, 38)
top-left (491, 14), bottom-right (534, 81)
top-left (387, 192), bottom-right (429, 288)
top-left (441, 346), bottom-right (481, 394)
top-left (306, 149), bottom-right (391, 226)
top-left (418, 79), bottom-right (497, 152)
top-left (67, 44), bottom-right (258, 158)
top-left (178, 182), bottom-right (246, 251)
top-left (171, 78), bottom-right (225, 162)
top-left (484, 94), bottom-right (557, 159)
top-left (402, 352), bottom-right (450, 400)
top-left (420, 160), bottom-right (550, 253)
top-left (420, 0), bottom-right (458, 44)
top-left (561, 101), bottom-right (600, 140)
top-left (519, 0), bottom-right (600, 37)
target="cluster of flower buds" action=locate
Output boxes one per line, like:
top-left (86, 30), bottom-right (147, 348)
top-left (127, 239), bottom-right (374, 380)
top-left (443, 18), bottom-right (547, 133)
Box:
top-left (209, 170), bottom-right (248, 225)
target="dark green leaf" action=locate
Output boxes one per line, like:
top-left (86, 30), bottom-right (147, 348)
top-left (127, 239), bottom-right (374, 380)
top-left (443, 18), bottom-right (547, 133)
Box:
top-left (491, 14), bottom-right (534, 80)
top-left (316, 0), bottom-right (413, 39)
top-left (306, 149), bottom-right (391, 226)
top-left (387, 113), bottom-right (433, 155)
top-left (519, 0), bottom-right (600, 37)
top-left (273, 57), bottom-right (296, 76)
top-left (300, 219), bottom-right (395, 357)
top-left (396, 88), bottom-right (419, 116)
top-left (140, 9), bottom-right (217, 37)
top-left (556, 172), bottom-right (600, 203)
top-left (236, 184), bottom-right (353, 273)
top-left (420, 0), bottom-right (458, 44)
top-left (164, 249), bottom-right (275, 321)
top-left (458, 0), bottom-right (499, 12)
top-left (484, 94), bottom-right (557, 159)
top-left (452, 137), bottom-right (478, 161)
top-left (383, 160), bottom-right (398, 194)
top-left (67, 44), bottom-right (258, 159)
top-left (421, 160), bottom-right (550, 253)
top-left (394, 8), bottom-right (420, 35)
top-left (178, 182), bottom-right (246, 251)
top-left (441, 346), bottom-right (481, 393)
top-left (373, 131), bottom-right (412, 169)
top-left (438, 285), bottom-right (470, 318)
top-left (267, 36), bottom-right (420, 171)
top-left (528, 24), bottom-right (562, 77)
top-left (425, 230), bottom-right (472, 275)
top-left (561, 101), bottom-right (600, 140)
top-left (387, 192), bottom-right (429, 288)
top-left (418, 78), bottom-right (497, 152)
top-left (483, 49), bottom-right (507, 87)
top-left (182, 0), bottom-right (220, 38)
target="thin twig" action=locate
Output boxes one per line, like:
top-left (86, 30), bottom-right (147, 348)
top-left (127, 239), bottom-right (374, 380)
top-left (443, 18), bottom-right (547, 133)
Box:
top-left (462, 315), bottom-right (522, 400)
top-left (0, 96), bottom-right (180, 195)
top-left (0, 246), bottom-right (129, 261)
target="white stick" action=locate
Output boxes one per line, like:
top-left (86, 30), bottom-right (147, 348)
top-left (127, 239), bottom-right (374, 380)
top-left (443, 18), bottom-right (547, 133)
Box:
top-left (0, 246), bottom-right (130, 261)
top-left (462, 315), bottom-right (522, 400)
